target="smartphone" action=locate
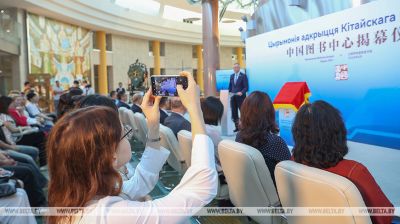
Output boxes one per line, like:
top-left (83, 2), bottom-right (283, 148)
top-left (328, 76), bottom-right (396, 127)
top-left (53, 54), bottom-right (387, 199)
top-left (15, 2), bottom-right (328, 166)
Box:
top-left (151, 75), bottom-right (188, 96)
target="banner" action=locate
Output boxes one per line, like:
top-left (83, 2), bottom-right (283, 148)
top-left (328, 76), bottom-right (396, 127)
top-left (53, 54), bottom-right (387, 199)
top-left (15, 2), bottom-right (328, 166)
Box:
top-left (246, 0), bottom-right (400, 149)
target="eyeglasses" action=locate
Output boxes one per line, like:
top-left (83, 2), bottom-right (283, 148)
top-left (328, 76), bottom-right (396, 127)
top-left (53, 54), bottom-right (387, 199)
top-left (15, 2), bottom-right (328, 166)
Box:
top-left (120, 125), bottom-right (133, 141)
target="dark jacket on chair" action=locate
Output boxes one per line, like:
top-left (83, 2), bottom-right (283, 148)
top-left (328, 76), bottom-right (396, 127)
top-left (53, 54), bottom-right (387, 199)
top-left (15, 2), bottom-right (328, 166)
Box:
top-left (117, 101), bottom-right (130, 109)
top-left (131, 104), bottom-right (143, 114)
top-left (160, 109), bottom-right (169, 125)
top-left (163, 112), bottom-right (191, 137)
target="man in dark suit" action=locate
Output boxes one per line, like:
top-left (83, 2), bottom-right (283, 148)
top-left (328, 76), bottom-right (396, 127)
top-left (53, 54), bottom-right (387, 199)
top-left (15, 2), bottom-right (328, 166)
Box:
top-left (130, 93), bottom-right (143, 114)
top-left (228, 63), bottom-right (248, 132)
top-left (164, 98), bottom-right (191, 137)
top-left (159, 97), bottom-right (170, 125)
top-left (116, 91), bottom-right (130, 109)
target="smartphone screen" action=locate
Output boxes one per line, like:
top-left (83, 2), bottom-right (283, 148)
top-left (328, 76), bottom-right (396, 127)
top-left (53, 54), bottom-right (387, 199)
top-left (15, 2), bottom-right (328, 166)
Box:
top-left (151, 75), bottom-right (188, 96)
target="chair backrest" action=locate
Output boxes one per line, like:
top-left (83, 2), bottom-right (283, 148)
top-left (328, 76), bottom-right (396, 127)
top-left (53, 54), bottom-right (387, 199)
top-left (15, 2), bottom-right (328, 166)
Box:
top-left (177, 130), bottom-right (192, 168)
top-left (275, 161), bottom-right (373, 224)
top-left (123, 109), bottom-right (140, 141)
top-left (118, 107), bottom-right (128, 125)
top-left (218, 140), bottom-right (281, 224)
top-left (133, 112), bottom-right (147, 144)
top-left (160, 124), bottom-right (186, 174)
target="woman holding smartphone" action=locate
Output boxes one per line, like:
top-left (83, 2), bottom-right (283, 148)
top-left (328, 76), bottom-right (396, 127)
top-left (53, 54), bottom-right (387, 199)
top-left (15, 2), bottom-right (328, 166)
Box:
top-left (47, 72), bottom-right (217, 223)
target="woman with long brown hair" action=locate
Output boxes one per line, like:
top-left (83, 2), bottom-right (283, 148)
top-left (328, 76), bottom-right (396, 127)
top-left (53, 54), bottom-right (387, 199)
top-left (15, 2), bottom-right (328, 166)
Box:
top-left (47, 72), bottom-right (217, 223)
top-left (235, 91), bottom-right (290, 185)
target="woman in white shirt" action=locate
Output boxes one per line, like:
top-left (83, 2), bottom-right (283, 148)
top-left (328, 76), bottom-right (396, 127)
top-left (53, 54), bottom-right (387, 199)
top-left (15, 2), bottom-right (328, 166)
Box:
top-left (47, 72), bottom-right (217, 223)
top-left (76, 94), bottom-right (170, 201)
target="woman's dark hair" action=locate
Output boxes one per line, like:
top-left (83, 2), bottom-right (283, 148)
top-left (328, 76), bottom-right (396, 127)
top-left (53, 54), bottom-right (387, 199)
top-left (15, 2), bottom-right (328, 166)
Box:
top-left (201, 96), bottom-right (224, 126)
top-left (57, 91), bottom-right (84, 119)
top-left (117, 91), bottom-right (125, 100)
top-left (292, 100), bottom-right (348, 169)
top-left (77, 94), bottom-right (118, 111)
top-left (0, 96), bottom-right (13, 114)
top-left (109, 91), bottom-right (117, 98)
top-left (239, 91), bottom-right (278, 148)
top-left (26, 91), bottom-right (37, 101)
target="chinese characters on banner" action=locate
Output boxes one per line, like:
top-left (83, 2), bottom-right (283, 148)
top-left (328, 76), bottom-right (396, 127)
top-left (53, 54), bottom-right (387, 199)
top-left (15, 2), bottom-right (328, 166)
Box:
top-left (286, 26), bottom-right (400, 57)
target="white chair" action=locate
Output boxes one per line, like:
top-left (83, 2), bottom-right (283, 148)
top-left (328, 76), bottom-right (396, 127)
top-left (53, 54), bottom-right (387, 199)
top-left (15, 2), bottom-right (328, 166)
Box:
top-left (133, 112), bottom-right (147, 145)
top-left (123, 110), bottom-right (140, 140)
top-left (160, 125), bottom-right (187, 174)
top-left (218, 139), bottom-right (284, 224)
top-left (177, 130), bottom-right (193, 168)
top-left (118, 107), bottom-right (129, 125)
top-left (178, 130), bottom-right (229, 200)
top-left (275, 161), bottom-right (372, 224)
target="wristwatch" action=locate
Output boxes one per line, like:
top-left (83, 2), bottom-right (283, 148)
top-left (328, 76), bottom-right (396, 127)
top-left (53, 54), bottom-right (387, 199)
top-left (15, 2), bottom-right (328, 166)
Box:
top-left (147, 136), bottom-right (161, 143)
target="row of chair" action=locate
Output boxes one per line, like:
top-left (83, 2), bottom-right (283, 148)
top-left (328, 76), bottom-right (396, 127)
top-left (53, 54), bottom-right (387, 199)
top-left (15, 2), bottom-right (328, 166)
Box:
top-left (118, 108), bottom-right (371, 224)
top-left (218, 140), bottom-right (372, 224)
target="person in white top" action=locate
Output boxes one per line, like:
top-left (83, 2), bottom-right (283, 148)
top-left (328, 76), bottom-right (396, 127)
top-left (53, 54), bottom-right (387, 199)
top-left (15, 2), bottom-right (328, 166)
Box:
top-left (52, 80), bottom-right (64, 114)
top-left (25, 92), bottom-right (54, 125)
top-left (46, 71), bottom-right (217, 224)
top-left (82, 80), bottom-right (95, 96)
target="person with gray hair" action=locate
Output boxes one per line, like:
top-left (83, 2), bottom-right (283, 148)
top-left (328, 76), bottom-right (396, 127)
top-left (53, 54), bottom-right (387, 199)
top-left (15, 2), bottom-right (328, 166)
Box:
top-left (163, 97), bottom-right (191, 137)
top-left (131, 93), bottom-right (143, 114)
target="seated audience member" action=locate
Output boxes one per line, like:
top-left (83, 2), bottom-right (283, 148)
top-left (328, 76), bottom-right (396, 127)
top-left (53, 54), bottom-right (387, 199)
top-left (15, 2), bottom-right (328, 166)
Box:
top-left (201, 96), bottom-right (224, 172)
top-left (164, 98), bottom-right (191, 137)
top-left (82, 80), bottom-right (95, 96)
top-left (0, 153), bottom-right (47, 207)
top-left (57, 90), bottom-right (83, 119)
top-left (76, 94), bottom-right (166, 201)
top-left (292, 100), bottom-right (393, 224)
top-left (0, 127), bottom-right (44, 180)
top-left (109, 90), bottom-right (118, 104)
top-left (235, 91), bottom-right (290, 185)
top-left (0, 96), bottom-right (47, 166)
top-left (117, 91), bottom-right (130, 109)
top-left (0, 181), bottom-right (36, 224)
top-left (25, 92), bottom-right (54, 124)
top-left (131, 93), bottom-right (143, 114)
top-left (0, 147), bottom-right (47, 188)
top-left (47, 72), bottom-right (217, 223)
top-left (8, 93), bottom-right (50, 133)
top-left (8, 92), bottom-right (45, 128)
top-left (159, 97), bottom-right (170, 125)
top-left (69, 80), bottom-right (81, 92)
top-left (7, 93), bottom-right (31, 127)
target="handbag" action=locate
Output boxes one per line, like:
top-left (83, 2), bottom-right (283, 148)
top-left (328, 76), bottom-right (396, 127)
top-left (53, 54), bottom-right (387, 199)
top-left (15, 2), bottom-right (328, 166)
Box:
top-left (0, 175), bottom-right (17, 198)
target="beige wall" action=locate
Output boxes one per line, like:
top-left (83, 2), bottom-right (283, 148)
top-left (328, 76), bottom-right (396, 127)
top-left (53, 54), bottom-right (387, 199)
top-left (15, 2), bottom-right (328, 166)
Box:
top-left (109, 34), bottom-right (246, 91)
top-left (163, 42), bottom-right (193, 74)
top-left (111, 35), bottom-right (152, 90)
